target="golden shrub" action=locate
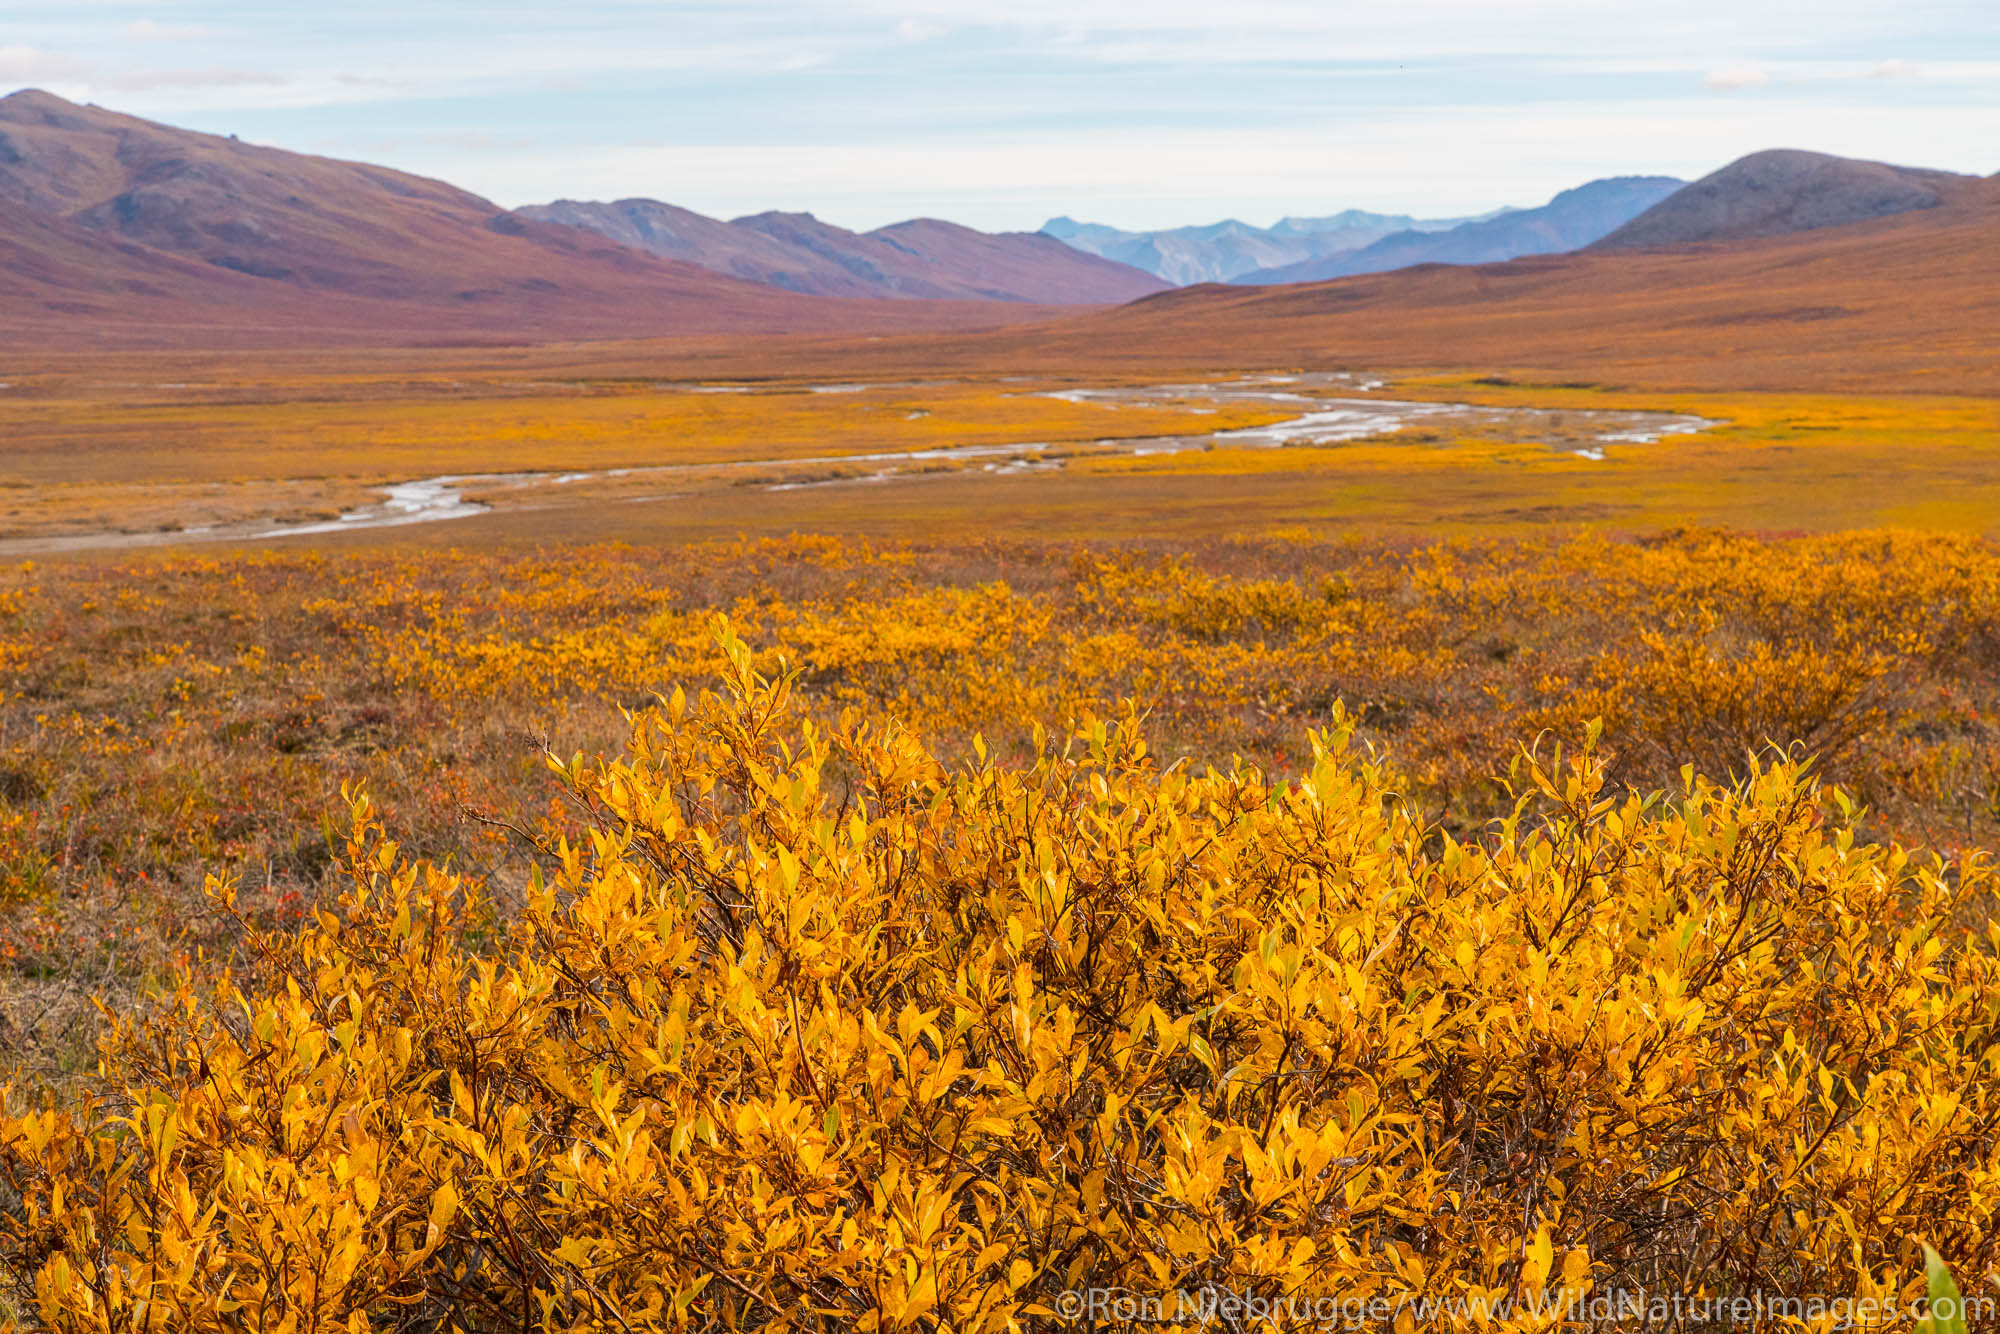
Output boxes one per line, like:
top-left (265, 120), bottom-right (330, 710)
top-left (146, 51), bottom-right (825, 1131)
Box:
top-left (3, 623), bottom-right (1999, 1331)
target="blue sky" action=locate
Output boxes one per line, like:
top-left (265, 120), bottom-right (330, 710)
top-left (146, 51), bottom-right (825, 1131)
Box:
top-left (2, 1), bottom-right (1996, 231)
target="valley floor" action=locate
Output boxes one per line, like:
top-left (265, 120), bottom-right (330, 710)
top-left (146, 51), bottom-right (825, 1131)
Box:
top-left (4, 341), bottom-right (2000, 1321)
top-left (0, 355), bottom-right (1994, 547)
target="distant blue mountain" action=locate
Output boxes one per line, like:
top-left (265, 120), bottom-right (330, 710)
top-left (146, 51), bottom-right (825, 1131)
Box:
top-left (1229, 176), bottom-right (1685, 285)
top-left (1040, 208), bottom-right (1481, 285)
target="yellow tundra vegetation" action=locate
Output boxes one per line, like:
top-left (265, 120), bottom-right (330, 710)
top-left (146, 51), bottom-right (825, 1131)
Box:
top-left (13, 528), bottom-right (2000, 1083)
top-left (2, 631), bottom-right (1998, 1331)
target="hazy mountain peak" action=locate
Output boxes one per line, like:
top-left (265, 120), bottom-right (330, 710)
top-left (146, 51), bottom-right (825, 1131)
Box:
top-left (1270, 209), bottom-right (1430, 237)
top-left (1230, 175), bottom-right (1686, 286)
top-left (1039, 205), bottom-right (1503, 284)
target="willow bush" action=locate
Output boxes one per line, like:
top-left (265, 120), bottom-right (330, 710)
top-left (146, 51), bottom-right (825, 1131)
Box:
top-left (2, 625), bottom-right (1997, 1332)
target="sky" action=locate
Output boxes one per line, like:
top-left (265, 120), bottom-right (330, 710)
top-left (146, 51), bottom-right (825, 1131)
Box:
top-left (1, 1), bottom-right (1997, 233)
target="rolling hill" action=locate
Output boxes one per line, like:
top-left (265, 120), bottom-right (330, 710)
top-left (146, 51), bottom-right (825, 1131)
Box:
top-left (1039, 164), bottom-right (2000, 393)
top-left (1593, 149), bottom-right (1977, 250)
top-left (1234, 176), bottom-right (1683, 284)
top-left (0, 89), bottom-right (1070, 346)
top-left (6, 101), bottom-right (1993, 391)
top-left (639, 158), bottom-right (2000, 397)
top-left (518, 200), bottom-right (1166, 303)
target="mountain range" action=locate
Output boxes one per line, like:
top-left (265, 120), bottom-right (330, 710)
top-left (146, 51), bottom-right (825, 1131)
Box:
top-left (517, 199), bottom-right (1166, 304)
top-left (1230, 176), bottom-right (1684, 284)
top-left (1, 85), bottom-right (1993, 364)
top-left (0, 89), bottom-right (1079, 346)
top-left (1038, 210), bottom-right (1488, 285)
top-left (993, 163), bottom-right (2000, 395)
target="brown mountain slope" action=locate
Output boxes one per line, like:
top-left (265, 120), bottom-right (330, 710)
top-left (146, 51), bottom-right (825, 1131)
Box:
top-left (1591, 148), bottom-right (1977, 250)
top-left (1056, 171), bottom-right (2000, 392)
top-left (512, 198), bottom-right (829, 288)
top-left (728, 210), bottom-right (989, 299)
top-left (521, 198), bottom-right (1166, 303)
top-left (867, 217), bottom-right (1167, 303)
top-left (0, 90), bottom-right (1071, 347)
top-left (612, 171), bottom-right (2000, 396)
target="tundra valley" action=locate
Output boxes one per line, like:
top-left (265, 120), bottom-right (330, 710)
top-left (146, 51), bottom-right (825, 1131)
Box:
top-left (0, 49), bottom-right (1999, 1334)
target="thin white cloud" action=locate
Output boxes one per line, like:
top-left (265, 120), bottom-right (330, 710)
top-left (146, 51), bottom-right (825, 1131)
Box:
top-left (0, 42), bottom-right (278, 96)
top-left (14, 1), bottom-right (1986, 117)
top-left (1704, 65), bottom-right (1770, 91)
top-left (814, 0), bottom-right (1974, 62)
top-left (0, 42), bottom-right (93, 84)
top-left (424, 130), bottom-right (541, 151)
top-left (1593, 55), bottom-right (1997, 85)
top-left (0, 35), bottom-right (843, 117)
top-left (122, 20), bottom-right (217, 42)
top-left (102, 67), bottom-right (283, 91)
